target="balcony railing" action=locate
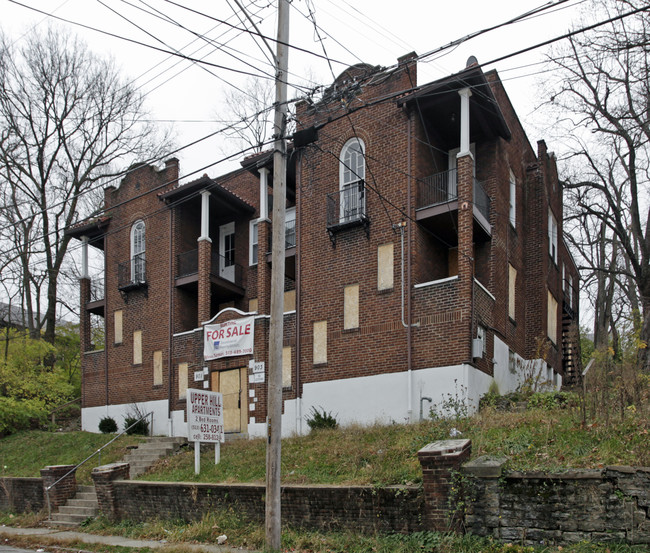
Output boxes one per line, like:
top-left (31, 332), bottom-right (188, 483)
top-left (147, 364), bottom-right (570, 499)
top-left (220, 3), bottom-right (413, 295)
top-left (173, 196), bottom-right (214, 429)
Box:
top-left (176, 248), bottom-right (243, 288)
top-left (418, 169), bottom-right (458, 207)
top-left (326, 183), bottom-right (367, 228)
top-left (417, 169), bottom-right (490, 221)
top-left (285, 218), bottom-right (296, 248)
top-left (267, 218), bottom-right (297, 251)
top-left (89, 277), bottom-right (105, 302)
top-left (177, 249), bottom-right (199, 278)
top-left (210, 251), bottom-right (243, 287)
top-left (473, 179), bottom-right (490, 221)
top-left (118, 254), bottom-right (146, 290)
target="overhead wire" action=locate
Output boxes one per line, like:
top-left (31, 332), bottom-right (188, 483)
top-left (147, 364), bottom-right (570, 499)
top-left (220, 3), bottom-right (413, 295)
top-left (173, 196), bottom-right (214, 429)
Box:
top-left (2, 0), bottom-right (645, 287)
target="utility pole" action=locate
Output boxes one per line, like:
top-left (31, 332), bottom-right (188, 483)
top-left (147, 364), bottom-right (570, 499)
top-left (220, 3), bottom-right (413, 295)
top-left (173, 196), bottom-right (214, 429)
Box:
top-left (266, 0), bottom-right (289, 550)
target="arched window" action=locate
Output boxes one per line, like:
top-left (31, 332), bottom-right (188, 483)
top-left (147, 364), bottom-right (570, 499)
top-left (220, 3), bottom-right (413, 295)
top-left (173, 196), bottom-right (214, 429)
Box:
top-left (339, 138), bottom-right (366, 223)
top-left (130, 220), bottom-right (146, 283)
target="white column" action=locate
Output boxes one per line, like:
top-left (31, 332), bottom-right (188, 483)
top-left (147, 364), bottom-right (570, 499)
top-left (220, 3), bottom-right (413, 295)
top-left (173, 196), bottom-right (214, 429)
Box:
top-left (199, 190), bottom-right (211, 242)
top-left (81, 236), bottom-right (89, 279)
top-left (458, 88), bottom-right (472, 158)
top-left (259, 167), bottom-right (269, 220)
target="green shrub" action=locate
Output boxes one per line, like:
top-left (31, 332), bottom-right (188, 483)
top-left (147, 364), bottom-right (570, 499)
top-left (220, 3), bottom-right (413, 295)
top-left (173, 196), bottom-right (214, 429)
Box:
top-left (306, 407), bottom-right (338, 431)
top-left (527, 391), bottom-right (577, 410)
top-left (0, 397), bottom-right (47, 437)
top-left (98, 416), bottom-right (118, 433)
top-left (124, 416), bottom-right (149, 435)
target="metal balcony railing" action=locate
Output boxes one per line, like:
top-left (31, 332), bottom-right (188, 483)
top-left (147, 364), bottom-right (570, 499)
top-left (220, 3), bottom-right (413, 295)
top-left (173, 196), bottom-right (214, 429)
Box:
top-left (177, 249), bottom-right (199, 278)
top-left (118, 254), bottom-right (146, 290)
top-left (326, 183), bottom-right (367, 228)
top-left (210, 251), bottom-right (243, 287)
top-left (417, 168), bottom-right (490, 221)
top-left (285, 218), bottom-right (296, 248)
top-left (89, 277), bottom-right (105, 302)
top-left (418, 169), bottom-right (458, 208)
top-left (267, 218), bottom-right (297, 251)
top-left (473, 178), bottom-right (490, 221)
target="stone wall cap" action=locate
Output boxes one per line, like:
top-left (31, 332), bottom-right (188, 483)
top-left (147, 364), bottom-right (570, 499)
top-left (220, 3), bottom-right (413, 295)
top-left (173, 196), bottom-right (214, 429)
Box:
top-left (417, 439), bottom-right (471, 457)
top-left (92, 463), bottom-right (130, 473)
top-left (506, 469), bottom-right (603, 480)
top-left (605, 465), bottom-right (650, 474)
top-left (463, 455), bottom-right (508, 478)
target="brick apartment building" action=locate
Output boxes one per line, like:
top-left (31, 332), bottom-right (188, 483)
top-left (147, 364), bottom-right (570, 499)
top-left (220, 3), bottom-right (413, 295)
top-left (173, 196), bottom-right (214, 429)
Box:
top-left (67, 54), bottom-right (580, 437)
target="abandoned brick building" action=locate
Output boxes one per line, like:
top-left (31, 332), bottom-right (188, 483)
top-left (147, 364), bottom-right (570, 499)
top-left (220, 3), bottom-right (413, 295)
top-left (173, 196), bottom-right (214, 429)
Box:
top-left (67, 54), bottom-right (580, 437)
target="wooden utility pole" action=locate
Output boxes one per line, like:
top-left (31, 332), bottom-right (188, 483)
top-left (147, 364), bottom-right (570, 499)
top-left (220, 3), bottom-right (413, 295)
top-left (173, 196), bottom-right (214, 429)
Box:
top-left (266, 0), bottom-right (289, 550)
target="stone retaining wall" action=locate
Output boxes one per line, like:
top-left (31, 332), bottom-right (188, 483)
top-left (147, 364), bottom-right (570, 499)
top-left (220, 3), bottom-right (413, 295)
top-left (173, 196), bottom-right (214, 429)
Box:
top-left (463, 457), bottom-right (650, 545)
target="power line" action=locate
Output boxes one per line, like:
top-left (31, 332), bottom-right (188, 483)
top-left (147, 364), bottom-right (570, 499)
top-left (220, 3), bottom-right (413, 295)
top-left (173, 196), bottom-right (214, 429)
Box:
top-left (8, 0), bottom-right (276, 81)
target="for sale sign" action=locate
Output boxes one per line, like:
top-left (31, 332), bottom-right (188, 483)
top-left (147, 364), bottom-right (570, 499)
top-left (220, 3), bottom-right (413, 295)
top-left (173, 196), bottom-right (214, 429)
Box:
top-left (188, 389), bottom-right (224, 443)
top-left (204, 316), bottom-right (254, 360)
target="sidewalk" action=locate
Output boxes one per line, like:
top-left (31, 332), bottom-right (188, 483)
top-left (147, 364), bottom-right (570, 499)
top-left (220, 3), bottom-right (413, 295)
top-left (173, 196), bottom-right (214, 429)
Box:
top-left (0, 526), bottom-right (255, 553)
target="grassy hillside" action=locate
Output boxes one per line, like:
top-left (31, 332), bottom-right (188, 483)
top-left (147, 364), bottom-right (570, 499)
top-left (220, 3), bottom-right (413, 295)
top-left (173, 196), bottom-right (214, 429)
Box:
top-left (0, 431), bottom-right (144, 484)
top-left (1, 396), bottom-right (648, 487)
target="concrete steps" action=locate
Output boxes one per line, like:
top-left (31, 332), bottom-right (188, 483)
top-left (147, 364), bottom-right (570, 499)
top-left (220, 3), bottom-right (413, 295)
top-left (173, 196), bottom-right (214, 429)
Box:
top-left (47, 485), bottom-right (98, 527)
top-left (47, 437), bottom-right (187, 527)
top-left (122, 436), bottom-right (188, 478)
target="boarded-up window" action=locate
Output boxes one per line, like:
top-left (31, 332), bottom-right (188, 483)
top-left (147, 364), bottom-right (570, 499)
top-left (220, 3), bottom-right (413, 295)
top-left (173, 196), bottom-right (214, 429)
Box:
top-left (178, 362), bottom-right (188, 400)
top-left (313, 321), bottom-right (327, 364)
top-left (344, 284), bottom-right (359, 329)
top-left (282, 346), bottom-right (292, 388)
top-left (114, 310), bottom-right (123, 344)
top-left (284, 290), bottom-right (296, 312)
top-left (133, 330), bottom-right (142, 365)
top-left (153, 350), bottom-right (163, 386)
top-left (377, 243), bottom-right (394, 290)
top-left (508, 264), bottom-right (517, 320)
top-left (547, 291), bottom-right (558, 344)
top-left (249, 298), bottom-right (258, 313)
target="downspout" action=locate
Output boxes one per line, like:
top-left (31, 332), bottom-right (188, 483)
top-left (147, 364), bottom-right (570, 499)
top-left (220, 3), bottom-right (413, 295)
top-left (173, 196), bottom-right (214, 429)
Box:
top-left (104, 235), bottom-right (109, 409)
top-left (406, 114), bottom-right (416, 422)
top-left (295, 152), bottom-right (302, 435)
top-left (167, 205), bottom-right (174, 435)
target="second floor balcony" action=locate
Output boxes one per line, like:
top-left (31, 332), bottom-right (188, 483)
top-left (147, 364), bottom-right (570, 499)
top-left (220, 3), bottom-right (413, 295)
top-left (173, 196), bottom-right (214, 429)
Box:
top-left (175, 248), bottom-right (244, 299)
top-left (416, 168), bottom-right (491, 243)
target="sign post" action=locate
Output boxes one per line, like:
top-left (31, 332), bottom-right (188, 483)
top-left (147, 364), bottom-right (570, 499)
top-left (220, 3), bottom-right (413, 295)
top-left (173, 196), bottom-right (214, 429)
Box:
top-left (187, 389), bottom-right (224, 475)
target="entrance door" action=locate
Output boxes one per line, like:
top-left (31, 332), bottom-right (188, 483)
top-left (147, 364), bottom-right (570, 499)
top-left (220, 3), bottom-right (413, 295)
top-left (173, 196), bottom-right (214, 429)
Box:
top-left (211, 368), bottom-right (246, 433)
top-left (218, 222), bottom-right (235, 282)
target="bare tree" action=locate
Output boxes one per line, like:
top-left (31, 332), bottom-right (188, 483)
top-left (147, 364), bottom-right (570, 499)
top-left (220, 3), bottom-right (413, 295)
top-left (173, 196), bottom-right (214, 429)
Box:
top-left (0, 26), bottom-right (173, 343)
top-left (218, 77), bottom-right (275, 154)
top-left (541, 0), bottom-right (650, 367)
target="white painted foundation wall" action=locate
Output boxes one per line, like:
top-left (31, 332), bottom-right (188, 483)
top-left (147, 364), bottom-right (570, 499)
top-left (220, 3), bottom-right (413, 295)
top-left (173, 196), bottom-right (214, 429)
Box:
top-left (248, 363), bottom-right (494, 438)
top-left (82, 400), bottom-right (188, 438)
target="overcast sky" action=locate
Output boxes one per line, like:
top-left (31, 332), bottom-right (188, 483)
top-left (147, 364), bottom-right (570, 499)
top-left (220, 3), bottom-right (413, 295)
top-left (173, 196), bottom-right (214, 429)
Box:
top-left (2, 0), bottom-right (584, 179)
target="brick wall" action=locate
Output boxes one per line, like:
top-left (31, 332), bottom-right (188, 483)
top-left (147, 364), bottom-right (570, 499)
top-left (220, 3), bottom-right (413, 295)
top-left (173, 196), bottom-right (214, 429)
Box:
top-left (91, 465), bottom-right (424, 534)
top-left (40, 465), bottom-right (76, 509)
top-left (0, 477), bottom-right (44, 513)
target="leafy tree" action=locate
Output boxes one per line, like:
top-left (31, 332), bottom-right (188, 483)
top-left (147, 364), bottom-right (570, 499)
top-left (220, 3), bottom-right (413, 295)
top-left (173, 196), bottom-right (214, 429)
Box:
top-left (541, 0), bottom-right (650, 366)
top-left (0, 328), bottom-right (78, 435)
top-left (0, 25), bottom-right (172, 343)
top-left (54, 323), bottom-right (81, 396)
